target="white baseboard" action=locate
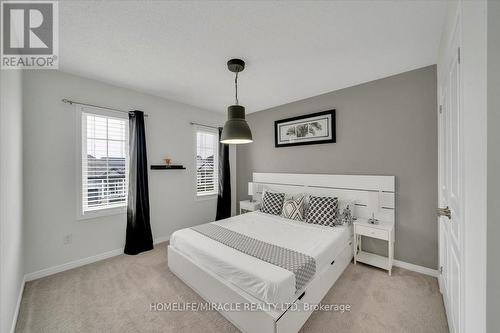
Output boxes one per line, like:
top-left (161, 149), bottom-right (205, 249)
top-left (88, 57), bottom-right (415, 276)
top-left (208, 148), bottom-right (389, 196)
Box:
top-left (393, 260), bottom-right (439, 277)
top-left (25, 234), bottom-right (170, 282)
top-left (10, 276), bottom-right (26, 333)
top-left (25, 247), bottom-right (124, 281)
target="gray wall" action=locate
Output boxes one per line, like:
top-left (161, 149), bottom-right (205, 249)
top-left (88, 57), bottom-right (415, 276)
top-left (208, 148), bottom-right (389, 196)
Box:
top-left (487, 1), bottom-right (500, 331)
top-left (237, 65), bottom-right (438, 269)
top-left (0, 71), bottom-right (24, 333)
top-left (23, 70), bottom-right (235, 274)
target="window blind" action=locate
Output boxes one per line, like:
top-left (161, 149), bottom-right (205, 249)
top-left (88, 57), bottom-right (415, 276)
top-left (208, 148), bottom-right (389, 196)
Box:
top-left (82, 112), bottom-right (129, 212)
top-left (196, 129), bottom-right (218, 196)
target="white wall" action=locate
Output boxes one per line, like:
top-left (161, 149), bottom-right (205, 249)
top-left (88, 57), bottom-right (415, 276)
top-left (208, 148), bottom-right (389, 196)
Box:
top-left (437, 1), bottom-right (488, 331)
top-left (0, 71), bottom-right (24, 333)
top-left (487, 1), bottom-right (500, 331)
top-left (23, 70), bottom-right (235, 275)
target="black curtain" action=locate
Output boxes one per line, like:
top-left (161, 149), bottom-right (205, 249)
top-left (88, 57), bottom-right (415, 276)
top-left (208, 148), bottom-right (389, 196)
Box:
top-left (124, 111), bottom-right (153, 255)
top-left (216, 127), bottom-right (231, 220)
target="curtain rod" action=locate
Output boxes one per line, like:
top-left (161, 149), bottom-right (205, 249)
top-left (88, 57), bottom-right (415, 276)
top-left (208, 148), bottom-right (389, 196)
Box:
top-left (190, 122), bottom-right (221, 129)
top-left (61, 99), bottom-right (149, 117)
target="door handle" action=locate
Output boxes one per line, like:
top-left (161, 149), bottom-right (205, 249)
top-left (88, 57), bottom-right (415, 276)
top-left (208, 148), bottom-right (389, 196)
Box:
top-left (438, 206), bottom-right (451, 220)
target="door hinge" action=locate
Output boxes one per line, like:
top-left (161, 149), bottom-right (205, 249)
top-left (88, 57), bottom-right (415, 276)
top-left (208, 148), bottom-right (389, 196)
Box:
top-left (440, 266), bottom-right (443, 274)
top-left (438, 206), bottom-right (452, 220)
top-left (439, 105), bottom-right (442, 114)
top-left (458, 47), bottom-right (461, 64)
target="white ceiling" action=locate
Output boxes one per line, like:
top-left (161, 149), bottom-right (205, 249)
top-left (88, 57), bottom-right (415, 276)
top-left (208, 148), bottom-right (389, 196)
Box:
top-left (60, 1), bottom-right (446, 113)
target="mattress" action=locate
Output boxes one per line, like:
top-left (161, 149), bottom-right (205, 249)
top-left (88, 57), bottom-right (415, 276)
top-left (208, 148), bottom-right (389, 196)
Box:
top-left (170, 211), bottom-right (352, 304)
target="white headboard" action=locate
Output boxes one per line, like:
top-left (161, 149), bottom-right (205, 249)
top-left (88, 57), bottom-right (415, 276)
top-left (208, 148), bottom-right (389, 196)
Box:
top-left (252, 172), bottom-right (395, 223)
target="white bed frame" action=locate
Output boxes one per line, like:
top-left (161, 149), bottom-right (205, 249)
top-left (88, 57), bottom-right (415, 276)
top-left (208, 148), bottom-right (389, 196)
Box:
top-left (168, 173), bottom-right (395, 333)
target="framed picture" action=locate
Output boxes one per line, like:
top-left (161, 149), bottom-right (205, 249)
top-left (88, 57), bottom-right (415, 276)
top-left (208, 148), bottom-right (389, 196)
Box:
top-left (274, 110), bottom-right (336, 147)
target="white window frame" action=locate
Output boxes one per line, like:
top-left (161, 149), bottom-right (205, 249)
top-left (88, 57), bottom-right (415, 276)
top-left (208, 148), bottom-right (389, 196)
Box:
top-left (194, 125), bottom-right (219, 199)
top-left (76, 105), bottom-right (129, 220)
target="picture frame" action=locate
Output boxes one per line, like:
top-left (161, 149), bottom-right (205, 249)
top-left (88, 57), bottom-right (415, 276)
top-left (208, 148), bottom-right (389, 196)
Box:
top-left (274, 110), bottom-right (336, 147)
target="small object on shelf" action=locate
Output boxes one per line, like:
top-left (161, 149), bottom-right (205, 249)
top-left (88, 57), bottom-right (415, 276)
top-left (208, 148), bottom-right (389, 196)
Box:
top-left (150, 165), bottom-right (186, 170)
top-left (164, 158), bottom-right (172, 166)
top-left (368, 213), bottom-right (379, 224)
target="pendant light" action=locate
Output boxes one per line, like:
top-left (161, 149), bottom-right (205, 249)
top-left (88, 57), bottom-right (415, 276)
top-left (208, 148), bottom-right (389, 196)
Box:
top-left (220, 59), bottom-right (253, 144)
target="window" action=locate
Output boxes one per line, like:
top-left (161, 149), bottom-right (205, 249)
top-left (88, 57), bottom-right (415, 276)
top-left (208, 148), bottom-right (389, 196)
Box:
top-left (195, 127), bottom-right (219, 196)
top-left (79, 106), bottom-right (129, 217)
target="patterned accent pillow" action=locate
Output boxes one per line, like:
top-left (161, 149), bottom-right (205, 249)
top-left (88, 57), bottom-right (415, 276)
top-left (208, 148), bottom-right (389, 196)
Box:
top-left (306, 196), bottom-right (339, 227)
top-left (336, 200), bottom-right (356, 225)
top-left (281, 196), bottom-right (305, 221)
top-left (260, 191), bottom-right (285, 215)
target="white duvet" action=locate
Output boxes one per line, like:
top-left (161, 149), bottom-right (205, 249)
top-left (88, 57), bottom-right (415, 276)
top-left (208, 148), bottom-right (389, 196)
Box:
top-left (170, 211), bottom-right (352, 304)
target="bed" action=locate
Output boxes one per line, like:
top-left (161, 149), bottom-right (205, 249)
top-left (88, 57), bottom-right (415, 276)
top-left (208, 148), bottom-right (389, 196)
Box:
top-left (168, 173), bottom-right (395, 333)
top-left (171, 211), bottom-right (353, 305)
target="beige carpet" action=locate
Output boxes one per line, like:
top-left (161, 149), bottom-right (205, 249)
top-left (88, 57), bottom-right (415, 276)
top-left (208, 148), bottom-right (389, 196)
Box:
top-left (16, 243), bottom-right (448, 333)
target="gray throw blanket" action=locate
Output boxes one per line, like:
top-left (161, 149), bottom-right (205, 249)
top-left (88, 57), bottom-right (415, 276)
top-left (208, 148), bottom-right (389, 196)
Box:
top-left (191, 223), bottom-right (316, 292)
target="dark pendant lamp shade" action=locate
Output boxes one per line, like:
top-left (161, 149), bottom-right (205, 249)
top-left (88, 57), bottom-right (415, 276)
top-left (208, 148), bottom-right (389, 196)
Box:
top-left (221, 58), bottom-right (253, 144)
top-left (220, 105), bottom-right (253, 144)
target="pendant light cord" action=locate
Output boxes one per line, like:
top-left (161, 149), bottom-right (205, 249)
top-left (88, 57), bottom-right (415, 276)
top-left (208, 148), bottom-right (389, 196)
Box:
top-left (235, 72), bottom-right (239, 105)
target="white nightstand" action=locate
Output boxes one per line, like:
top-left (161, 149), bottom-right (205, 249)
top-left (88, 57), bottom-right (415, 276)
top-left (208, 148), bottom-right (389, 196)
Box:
top-left (239, 200), bottom-right (261, 214)
top-left (353, 218), bottom-right (395, 275)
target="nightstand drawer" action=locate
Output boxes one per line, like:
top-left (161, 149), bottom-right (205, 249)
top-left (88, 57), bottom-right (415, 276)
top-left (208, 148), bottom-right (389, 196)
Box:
top-left (356, 225), bottom-right (388, 240)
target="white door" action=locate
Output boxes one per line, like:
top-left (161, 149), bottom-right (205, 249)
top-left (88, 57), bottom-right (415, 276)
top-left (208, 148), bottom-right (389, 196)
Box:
top-left (438, 18), bottom-right (462, 333)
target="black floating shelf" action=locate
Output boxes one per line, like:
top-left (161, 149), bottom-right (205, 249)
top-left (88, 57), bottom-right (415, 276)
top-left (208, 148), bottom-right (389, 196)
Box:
top-left (150, 165), bottom-right (186, 170)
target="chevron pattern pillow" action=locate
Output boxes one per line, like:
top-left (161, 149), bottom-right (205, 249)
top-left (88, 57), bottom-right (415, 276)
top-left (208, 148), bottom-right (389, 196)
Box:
top-left (260, 191), bottom-right (285, 215)
top-left (306, 195), bottom-right (339, 227)
top-left (281, 196), bottom-right (305, 221)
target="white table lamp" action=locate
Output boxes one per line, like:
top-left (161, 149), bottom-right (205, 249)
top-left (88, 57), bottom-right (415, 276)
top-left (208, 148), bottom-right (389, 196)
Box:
top-left (367, 191), bottom-right (381, 224)
top-left (248, 182), bottom-right (254, 202)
